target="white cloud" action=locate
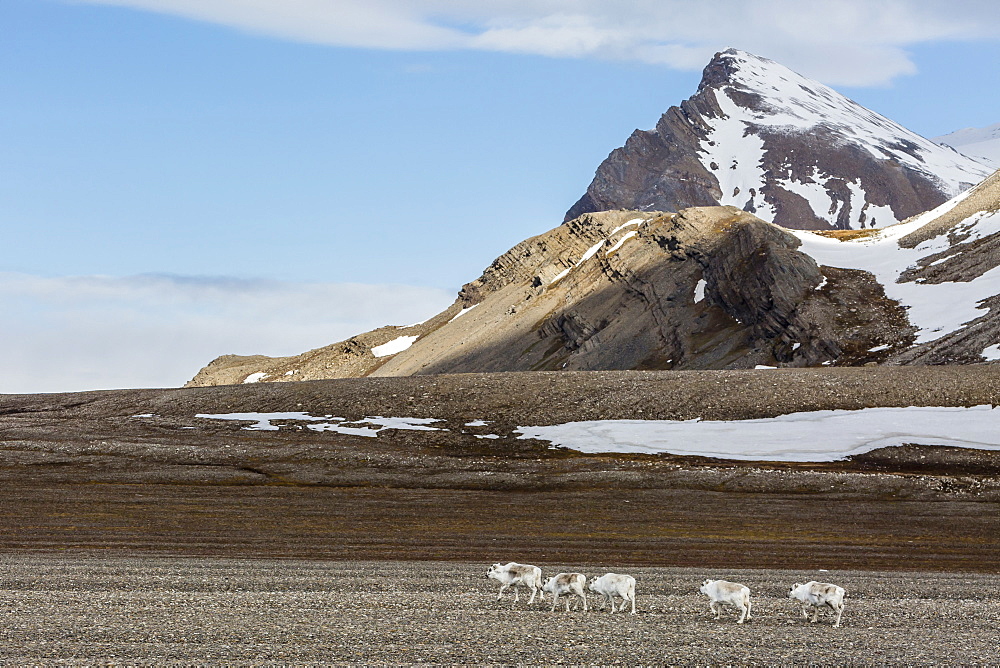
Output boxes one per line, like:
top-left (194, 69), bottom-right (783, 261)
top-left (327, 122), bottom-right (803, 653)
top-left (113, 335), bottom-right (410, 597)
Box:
top-left (0, 272), bottom-right (453, 394)
top-left (71, 0), bottom-right (467, 49)
top-left (69, 0), bottom-right (1000, 85)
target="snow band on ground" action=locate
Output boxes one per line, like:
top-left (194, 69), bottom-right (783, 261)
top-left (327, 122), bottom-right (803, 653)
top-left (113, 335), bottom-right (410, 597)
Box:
top-left (195, 412), bottom-right (325, 430)
top-left (195, 412), bottom-right (444, 436)
top-left (515, 405), bottom-right (1000, 462)
top-left (307, 416), bottom-right (443, 437)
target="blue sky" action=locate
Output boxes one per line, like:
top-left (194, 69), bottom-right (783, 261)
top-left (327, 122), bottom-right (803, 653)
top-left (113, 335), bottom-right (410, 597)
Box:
top-left (3, 0), bottom-right (999, 392)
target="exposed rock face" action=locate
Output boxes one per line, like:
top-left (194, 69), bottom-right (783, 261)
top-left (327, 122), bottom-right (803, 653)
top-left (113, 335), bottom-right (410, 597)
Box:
top-left (189, 206), bottom-right (917, 386)
top-left (566, 49), bottom-right (993, 231)
top-left (369, 208), bottom-right (911, 376)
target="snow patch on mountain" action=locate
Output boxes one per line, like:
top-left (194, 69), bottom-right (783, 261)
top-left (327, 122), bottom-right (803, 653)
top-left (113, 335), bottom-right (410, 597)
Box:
top-left (606, 231), bottom-right (637, 255)
top-left (693, 278), bottom-right (707, 303)
top-left (610, 218), bottom-right (645, 235)
top-left (701, 88), bottom-right (775, 219)
top-left (371, 335), bottom-right (419, 357)
top-left (579, 239), bottom-right (606, 263)
top-left (549, 218), bottom-right (651, 284)
top-left (449, 304), bottom-right (479, 322)
top-left (791, 186), bottom-right (1000, 345)
top-left (549, 267), bottom-right (571, 285)
top-left (778, 168), bottom-right (834, 216)
top-left (982, 344), bottom-right (1000, 361)
top-left (549, 241), bottom-right (603, 284)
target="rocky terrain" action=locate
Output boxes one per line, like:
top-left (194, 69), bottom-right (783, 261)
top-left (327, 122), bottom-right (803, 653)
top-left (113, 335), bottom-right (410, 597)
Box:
top-left (187, 207), bottom-right (912, 385)
top-left (2, 556), bottom-right (998, 665)
top-left (567, 49), bottom-right (992, 230)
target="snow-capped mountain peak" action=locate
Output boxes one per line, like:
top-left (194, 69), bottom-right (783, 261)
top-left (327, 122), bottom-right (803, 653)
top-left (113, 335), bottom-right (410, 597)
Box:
top-left (712, 49), bottom-right (981, 176)
top-left (935, 122), bottom-right (1000, 168)
top-left (567, 49), bottom-right (993, 231)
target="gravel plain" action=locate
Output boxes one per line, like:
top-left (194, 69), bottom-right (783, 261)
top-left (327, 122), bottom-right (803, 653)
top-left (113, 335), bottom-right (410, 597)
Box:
top-left (2, 555), bottom-right (999, 665)
top-left (3, 369), bottom-right (1000, 664)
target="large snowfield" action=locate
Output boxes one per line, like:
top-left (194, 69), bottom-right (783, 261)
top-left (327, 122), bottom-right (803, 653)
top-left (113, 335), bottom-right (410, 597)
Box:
top-left (516, 405), bottom-right (1000, 462)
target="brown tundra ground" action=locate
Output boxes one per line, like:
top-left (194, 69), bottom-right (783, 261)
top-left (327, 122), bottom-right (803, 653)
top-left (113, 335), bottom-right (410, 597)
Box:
top-left (1, 368), bottom-right (1000, 664)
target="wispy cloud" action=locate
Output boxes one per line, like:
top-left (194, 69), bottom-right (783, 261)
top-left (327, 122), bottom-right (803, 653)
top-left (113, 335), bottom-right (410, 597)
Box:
top-left (0, 272), bottom-right (454, 394)
top-left (69, 0), bottom-right (1000, 85)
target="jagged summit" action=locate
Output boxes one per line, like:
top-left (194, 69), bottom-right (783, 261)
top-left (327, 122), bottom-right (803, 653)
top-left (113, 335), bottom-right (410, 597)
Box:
top-left (566, 49), bottom-right (992, 230)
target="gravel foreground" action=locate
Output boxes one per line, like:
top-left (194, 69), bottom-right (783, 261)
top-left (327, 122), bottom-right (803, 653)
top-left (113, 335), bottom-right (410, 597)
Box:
top-left (2, 555), bottom-right (999, 665)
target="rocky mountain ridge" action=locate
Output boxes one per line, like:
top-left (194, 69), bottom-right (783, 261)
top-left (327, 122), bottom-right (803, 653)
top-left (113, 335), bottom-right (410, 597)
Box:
top-left (187, 166), bottom-right (1000, 387)
top-left (566, 49), bottom-right (992, 231)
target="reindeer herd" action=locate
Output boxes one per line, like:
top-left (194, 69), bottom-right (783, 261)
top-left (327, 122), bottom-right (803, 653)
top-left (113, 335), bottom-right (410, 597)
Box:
top-left (486, 562), bottom-right (846, 627)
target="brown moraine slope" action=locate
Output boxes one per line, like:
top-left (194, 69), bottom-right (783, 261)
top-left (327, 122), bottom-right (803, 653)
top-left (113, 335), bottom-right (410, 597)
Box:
top-left (2, 367), bottom-right (1000, 572)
